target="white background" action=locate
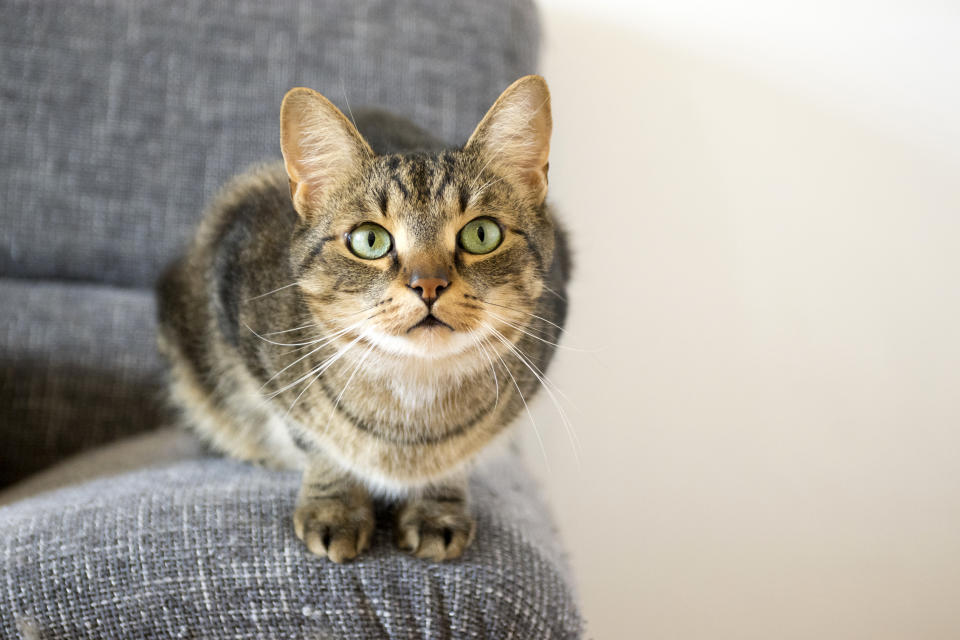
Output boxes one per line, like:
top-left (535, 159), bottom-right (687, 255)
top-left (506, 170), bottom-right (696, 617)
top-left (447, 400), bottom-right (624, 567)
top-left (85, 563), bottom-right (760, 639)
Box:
top-left (519, 1), bottom-right (960, 638)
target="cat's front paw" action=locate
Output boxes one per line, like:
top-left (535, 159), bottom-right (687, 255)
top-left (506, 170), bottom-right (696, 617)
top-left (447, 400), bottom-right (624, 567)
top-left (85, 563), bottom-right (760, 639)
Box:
top-left (294, 494), bottom-right (374, 563)
top-left (396, 497), bottom-right (476, 561)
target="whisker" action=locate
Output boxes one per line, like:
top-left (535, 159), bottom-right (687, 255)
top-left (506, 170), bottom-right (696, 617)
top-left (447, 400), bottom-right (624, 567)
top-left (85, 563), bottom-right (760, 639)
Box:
top-left (259, 321), bottom-right (362, 391)
top-left (279, 340), bottom-right (329, 355)
top-left (322, 342), bottom-right (377, 431)
top-left (340, 78), bottom-right (372, 161)
top-left (493, 334), bottom-right (582, 463)
top-left (540, 283), bottom-right (567, 302)
top-left (245, 313), bottom-right (370, 348)
top-left (276, 303), bottom-right (377, 337)
top-left (269, 303), bottom-right (384, 352)
top-left (283, 368), bottom-right (323, 419)
top-left (474, 310), bottom-right (589, 421)
top-left (265, 333), bottom-right (364, 400)
top-left (469, 330), bottom-right (500, 409)
top-left (346, 302), bottom-right (383, 317)
top-left (284, 336), bottom-right (366, 419)
top-left (273, 333), bottom-right (366, 420)
top-left (243, 322), bottom-right (342, 348)
top-left (483, 328), bottom-right (550, 471)
top-left (245, 282), bottom-right (298, 302)
top-left (487, 323), bottom-right (583, 418)
top-left (488, 326), bottom-right (582, 464)
top-left (263, 322), bottom-right (319, 337)
top-left (472, 174), bottom-right (507, 202)
top-left (473, 298), bottom-right (567, 333)
top-left (485, 311), bottom-right (598, 353)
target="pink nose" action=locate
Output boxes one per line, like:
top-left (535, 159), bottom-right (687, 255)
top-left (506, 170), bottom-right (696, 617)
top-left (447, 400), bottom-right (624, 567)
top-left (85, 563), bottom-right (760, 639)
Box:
top-left (408, 276), bottom-right (449, 303)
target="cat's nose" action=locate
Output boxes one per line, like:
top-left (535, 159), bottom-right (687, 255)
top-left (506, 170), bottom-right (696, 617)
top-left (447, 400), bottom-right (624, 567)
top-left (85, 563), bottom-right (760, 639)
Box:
top-left (408, 273), bottom-right (450, 305)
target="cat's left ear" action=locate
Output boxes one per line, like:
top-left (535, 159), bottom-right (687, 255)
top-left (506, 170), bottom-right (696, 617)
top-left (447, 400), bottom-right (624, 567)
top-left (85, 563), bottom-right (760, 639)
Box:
top-left (465, 75), bottom-right (552, 204)
top-left (280, 87), bottom-right (373, 216)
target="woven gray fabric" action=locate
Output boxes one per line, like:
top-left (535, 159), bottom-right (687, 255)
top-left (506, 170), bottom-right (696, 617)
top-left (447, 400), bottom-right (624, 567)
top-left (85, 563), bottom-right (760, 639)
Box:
top-left (0, 0), bottom-right (540, 288)
top-left (0, 451), bottom-right (582, 639)
top-left (0, 278), bottom-right (164, 487)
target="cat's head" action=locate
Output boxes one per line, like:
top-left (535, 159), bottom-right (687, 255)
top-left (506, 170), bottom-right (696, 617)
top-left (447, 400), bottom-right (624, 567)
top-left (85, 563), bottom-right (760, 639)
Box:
top-left (280, 76), bottom-right (554, 360)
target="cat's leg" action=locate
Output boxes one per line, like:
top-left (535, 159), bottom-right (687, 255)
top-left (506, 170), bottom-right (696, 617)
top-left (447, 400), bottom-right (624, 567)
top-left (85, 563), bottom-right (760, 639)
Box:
top-left (396, 474), bottom-right (476, 561)
top-left (293, 461), bottom-right (374, 563)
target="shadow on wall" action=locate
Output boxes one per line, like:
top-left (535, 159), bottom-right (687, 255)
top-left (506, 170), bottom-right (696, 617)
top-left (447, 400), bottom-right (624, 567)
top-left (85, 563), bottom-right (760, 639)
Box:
top-left (526, 8), bottom-right (960, 640)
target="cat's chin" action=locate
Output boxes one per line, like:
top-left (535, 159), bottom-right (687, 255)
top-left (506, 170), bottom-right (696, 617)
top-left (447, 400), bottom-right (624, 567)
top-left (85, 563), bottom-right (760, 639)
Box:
top-left (366, 328), bottom-right (478, 360)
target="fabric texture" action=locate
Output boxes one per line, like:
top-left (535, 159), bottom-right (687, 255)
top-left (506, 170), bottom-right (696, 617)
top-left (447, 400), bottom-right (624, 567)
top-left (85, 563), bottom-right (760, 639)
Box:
top-left (0, 278), bottom-right (165, 487)
top-left (0, 0), bottom-right (540, 288)
top-left (0, 440), bottom-right (582, 639)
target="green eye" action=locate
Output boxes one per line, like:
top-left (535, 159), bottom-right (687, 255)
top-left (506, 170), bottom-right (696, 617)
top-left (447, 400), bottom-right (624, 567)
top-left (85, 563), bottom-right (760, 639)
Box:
top-left (348, 223), bottom-right (392, 259)
top-left (459, 218), bottom-right (503, 255)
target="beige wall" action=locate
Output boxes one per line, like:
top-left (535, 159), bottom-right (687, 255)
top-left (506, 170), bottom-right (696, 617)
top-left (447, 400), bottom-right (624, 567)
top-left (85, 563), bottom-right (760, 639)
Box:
top-left (520, 2), bottom-right (960, 638)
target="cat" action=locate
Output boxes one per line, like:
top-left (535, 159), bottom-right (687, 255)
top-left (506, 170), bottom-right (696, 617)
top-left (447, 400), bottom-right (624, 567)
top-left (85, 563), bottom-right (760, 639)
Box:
top-left (157, 75), bottom-right (570, 562)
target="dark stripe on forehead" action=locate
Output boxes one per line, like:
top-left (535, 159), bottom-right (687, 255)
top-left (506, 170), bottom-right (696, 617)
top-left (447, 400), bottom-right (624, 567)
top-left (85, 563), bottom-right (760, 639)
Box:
top-left (409, 157), bottom-right (432, 203)
top-left (351, 194), bottom-right (368, 213)
top-left (432, 152), bottom-right (457, 199)
top-left (377, 187), bottom-right (388, 216)
top-left (433, 165), bottom-right (454, 200)
top-left (477, 185), bottom-right (498, 209)
top-left (390, 174), bottom-right (409, 199)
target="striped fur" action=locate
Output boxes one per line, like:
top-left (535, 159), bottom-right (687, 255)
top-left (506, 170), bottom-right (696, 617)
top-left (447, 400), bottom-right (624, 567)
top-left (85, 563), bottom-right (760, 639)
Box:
top-left (157, 76), bottom-right (569, 562)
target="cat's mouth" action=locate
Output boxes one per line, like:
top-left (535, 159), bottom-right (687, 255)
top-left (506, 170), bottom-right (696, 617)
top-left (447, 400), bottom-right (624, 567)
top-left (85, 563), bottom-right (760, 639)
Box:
top-left (407, 313), bottom-right (453, 333)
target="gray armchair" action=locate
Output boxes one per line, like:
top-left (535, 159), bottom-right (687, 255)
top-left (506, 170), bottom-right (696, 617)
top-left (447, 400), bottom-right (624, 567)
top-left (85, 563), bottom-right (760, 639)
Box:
top-left (0, 1), bottom-right (582, 637)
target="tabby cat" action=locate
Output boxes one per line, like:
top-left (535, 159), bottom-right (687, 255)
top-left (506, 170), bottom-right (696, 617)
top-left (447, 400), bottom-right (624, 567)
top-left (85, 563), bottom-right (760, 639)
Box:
top-left (157, 75), bottom-right (570, 562)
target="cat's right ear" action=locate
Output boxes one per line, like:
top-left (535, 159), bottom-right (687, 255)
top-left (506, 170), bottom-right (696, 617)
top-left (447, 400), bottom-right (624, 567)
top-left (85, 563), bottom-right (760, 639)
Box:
top-left (465, 75), bottom-right (552, 205)
top-left (280, 87), bottom-right (373, 217)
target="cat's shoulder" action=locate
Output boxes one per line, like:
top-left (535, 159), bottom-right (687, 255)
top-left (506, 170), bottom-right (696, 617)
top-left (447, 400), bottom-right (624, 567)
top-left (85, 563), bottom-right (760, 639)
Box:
top-left (191, 162), bottom-right (295, 247)
top-left (208, 162), bottom-right (292, 222)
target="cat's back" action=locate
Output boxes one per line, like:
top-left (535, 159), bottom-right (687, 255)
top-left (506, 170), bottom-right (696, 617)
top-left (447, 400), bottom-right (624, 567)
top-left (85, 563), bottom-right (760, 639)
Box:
top-left (156, 162), bottom-right (296, 363)
top-left (351, 109), bottom-right (450, 155)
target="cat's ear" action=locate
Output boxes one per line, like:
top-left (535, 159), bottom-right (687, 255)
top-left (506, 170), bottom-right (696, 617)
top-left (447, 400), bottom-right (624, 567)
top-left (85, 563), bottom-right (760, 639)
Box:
top-left (280, 87), bottom-right (373, 216)
top-left (465, 75), bottom-right (552, 204)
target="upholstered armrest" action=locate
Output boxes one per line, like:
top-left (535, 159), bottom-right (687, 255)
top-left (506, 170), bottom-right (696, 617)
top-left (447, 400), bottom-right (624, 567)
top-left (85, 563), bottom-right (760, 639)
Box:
top-left (0, 433), bottom-right (581, 638)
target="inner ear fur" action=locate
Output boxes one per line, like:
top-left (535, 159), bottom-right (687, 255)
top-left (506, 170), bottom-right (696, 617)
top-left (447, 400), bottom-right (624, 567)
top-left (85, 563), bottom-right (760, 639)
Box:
top-left (280, 87), bottom-right (373, 216)
top-left (465, 75), bottom-right (552, 204)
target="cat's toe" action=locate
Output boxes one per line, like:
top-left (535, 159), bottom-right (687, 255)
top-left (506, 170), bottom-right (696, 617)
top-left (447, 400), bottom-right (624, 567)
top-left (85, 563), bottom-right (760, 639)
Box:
top-left (294, 499), bottom-right (374, 563)
top-left (396, 500), bottom-right (476, 561)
